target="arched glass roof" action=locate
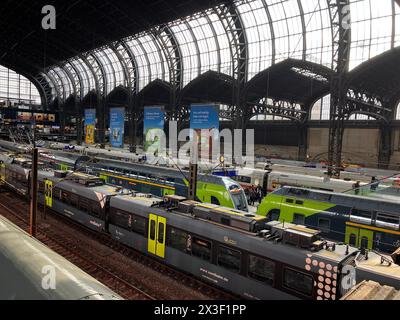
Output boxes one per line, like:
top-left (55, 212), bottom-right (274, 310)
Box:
top-left (44, 0), bottom-right (400, 110)
top-left (0, 65), bottom-right (41, 105)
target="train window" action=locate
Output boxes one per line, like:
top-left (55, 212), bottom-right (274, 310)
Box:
top-left (293, 214), bottom-right (305, 225)
top-left (349, 234), bottom-right (357, 247)
top-left (149, 220), bottom-right (156, 241)
top-left (351, 209), bottom-right (372, 219)
top-left (309, 193), bottom-right (331, 202)
top-left (132, 216), bottom-right (146, 236)
top-left (53, 187), bottom-right (61, 200)
top-left (283, 268), bottom-right (313, 297)
top-left (70, 194), bottom-right (79, 207)
top-left (191, 237), bottom-right (212, 262)
top-left (169, 228), bottom-right (188, 252)
top-left (295, 200), bottom-right (304, 205)
top-left (360, 237), bottom-right (369, 250)
top-left (61, 191), bottom-right (70, 203)
top-left (286, 199), bottom-right (294, 204)
top-left (376, 213), bottom-right (399, 226)
top-left (217, 246), bottom-right (241, 273)
top-left (211, 196), bottom-right (220, 205)
top-left (79, 197), bottom-right (91, 213)
top-left (221, 217), bottom-right (230, 226)
top-left (318, 218), bottom-right (331, 233)
top-left (248, 255), bottom-right (275, 285)
top-left (91, 203), bottom-right (101, 217)
top-left (267, 210), bottom-right (280, 222)
top-left (158, 222), bottom-right (165, 243)
top-left (110, 210), bottom-right (130, 230)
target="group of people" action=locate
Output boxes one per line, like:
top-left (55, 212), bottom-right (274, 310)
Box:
top-left (245, 185), bottom-right (264, 206)
top-left (352, 177), bottom-right (380, 195)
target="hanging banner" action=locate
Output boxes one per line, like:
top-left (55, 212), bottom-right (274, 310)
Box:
top-left (109, 107), bottom-right (125, 148)
top-left (190, 104), bottom-right (220, 161)
top-left (143, 106), bottom-right (165, 152)
top-left (84, 109), bottom-right (96, 145)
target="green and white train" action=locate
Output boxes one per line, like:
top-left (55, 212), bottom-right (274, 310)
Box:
top-left (257, 187), bottom-right (400, 253)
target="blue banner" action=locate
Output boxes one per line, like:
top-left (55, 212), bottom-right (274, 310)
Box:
top-left (190, 104), bottom-right (220, 160)
top-left (144, 106), bottom-right (165, 152)
top-left (109, 107), bottom-right (125, 148)
top-left (84, 109), bottom-right (96, 144)
top-left (190, 104), bottom-right (219, 130)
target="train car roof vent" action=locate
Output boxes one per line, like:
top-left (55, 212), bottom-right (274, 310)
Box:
top-left (267, 221), bottom-right (323, 251)
top-left (54, 170), bottom-right (68, 178)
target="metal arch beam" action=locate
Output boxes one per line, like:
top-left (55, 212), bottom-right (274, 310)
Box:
top-left (32, 74), bottom-right (54, 108)
top-left (297, 0), bottom-right (307, 61)
top-left (64, 60), bottom-right (84, 100)
top-left (92, 49), bottom-right (115, 95)
top-left (204, 12), bottom-right (221, 73)
top-left (151, 25), bottom-right (183, 121)
top-left (249, 100), bottom-right (307, 123)
top-left (215, 2), bottom-right (248, 133)
top-left (260, 0), bottom-right (276, 65)
top-left (53, 65), bottom-right (77, 136)
top-left (184, 19), bottom-right (202, 79)
top-left (116, 39), bottom-right (140, 152)
top-left (50, 66), bottom-right (74, 101)
top-left (149, 32), bottom-right (167, 81)
top-left (84, 52), bottom-right (107, 145)
top-left (109, 43), bottom-right (131, 89)
top-left (62, 60), bottom-right (85, 144)
top-left (134, 36), bottom-right (153, 89)
top-left (79, 55), bottom-right (101, 95)
top-left (117, 40), bottom-right (139, 94)
top-left (102, 49), bottom-right (117, 93)
top-left (44, 71), bottom-right (63, 107)
top-left (164, 25), bottom-right (183, 90)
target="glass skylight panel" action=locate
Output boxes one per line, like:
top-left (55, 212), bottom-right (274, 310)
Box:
top-left (349, 0), bottom-right (396, 70)
top-left (70, 58), bottom-right (94, 96)
top-left (0, 65), bottom-right (41, 105)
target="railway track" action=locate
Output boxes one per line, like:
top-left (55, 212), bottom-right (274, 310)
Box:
top-left (0, 190), bottom-right (238, 300)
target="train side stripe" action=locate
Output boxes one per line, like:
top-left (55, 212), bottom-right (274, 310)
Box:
top-left (102, 173), bottom-right (176, 191)
top-left (346, 221), bottom-right (400, 236)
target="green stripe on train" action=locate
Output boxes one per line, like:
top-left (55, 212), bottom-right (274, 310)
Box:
top-left (256, 194), bottom-right (335, 222)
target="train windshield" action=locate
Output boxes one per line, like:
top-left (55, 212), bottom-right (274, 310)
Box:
top-left (230, 187), bottom-right (248, 212)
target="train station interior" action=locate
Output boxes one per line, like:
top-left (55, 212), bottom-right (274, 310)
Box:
top-left (0, 0), bottom-right (400, 303)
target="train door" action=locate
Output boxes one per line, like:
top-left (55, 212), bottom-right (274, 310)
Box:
top-left (148, 214), bottom-right (166, 258)
top-left (345, 225), bottom-right (373, 250)
top-left (0, 162), bottom-right (5, 183)
top-left (45, 180), bottom-right (53, 208)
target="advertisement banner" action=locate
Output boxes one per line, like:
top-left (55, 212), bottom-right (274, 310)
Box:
top-left (143, 106), bottom-right (165, 152)
top-left (84, 109), bottom-right (96, 145)
top-left (190, 104), bottom-right (220, 160)
top-left (109, 107), bottom-right (125, 148)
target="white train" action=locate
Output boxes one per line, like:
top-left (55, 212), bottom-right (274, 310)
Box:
top-left (233, 167), bottom-right (367, 193)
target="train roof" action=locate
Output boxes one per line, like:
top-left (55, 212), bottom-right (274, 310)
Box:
top-left (341, 281), bottom-right (400, 300)
top-left (39, 170), bottom-right (119, 200)
top-left (0, 215), bottom-right (122, 300)
top-left (273, 187), bottom-right (400, 213)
